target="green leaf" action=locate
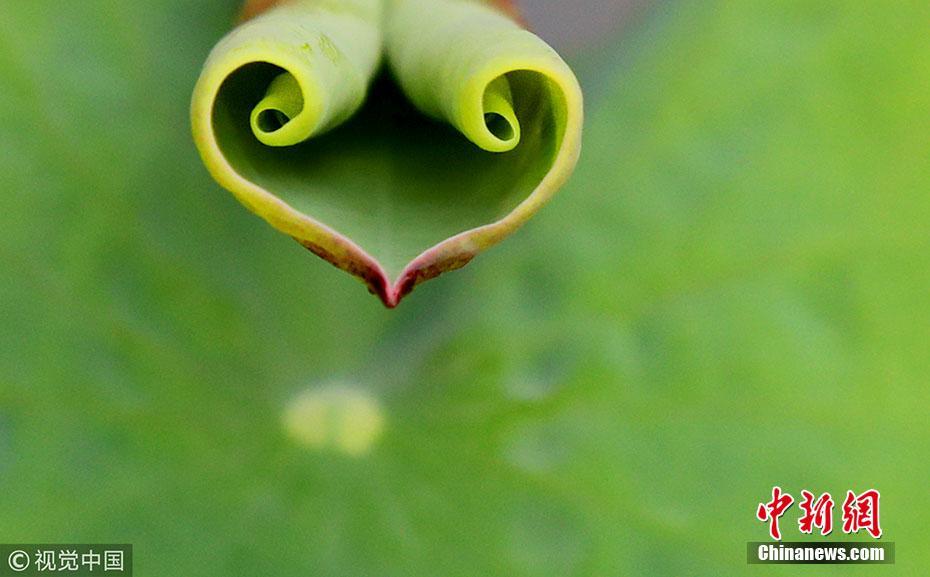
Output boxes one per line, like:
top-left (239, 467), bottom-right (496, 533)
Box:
top-left (192, 0), bottom-right (583, 306)
top-left (2, 1), bottom-right (930, 576)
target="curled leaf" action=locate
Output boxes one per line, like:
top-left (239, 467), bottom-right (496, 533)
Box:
top-left (192, 0), bottom-right (583, 307)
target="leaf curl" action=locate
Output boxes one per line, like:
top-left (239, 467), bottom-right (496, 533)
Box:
top-left (192, 0), bottom-right (583, 306)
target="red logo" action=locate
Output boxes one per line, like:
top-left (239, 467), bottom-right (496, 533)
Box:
top-left (757, 487), bottom-right (882, 541)
top-left (756, 486), bottom-right (794, 541)
top-left (798, 490), bottom-right (835, 536)
top-left (842, 489), bottom-right (882, 539)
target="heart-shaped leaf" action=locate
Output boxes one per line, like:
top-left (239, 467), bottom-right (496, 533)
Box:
top-left (5, 0), bottom-right (930, 573)
top-left (191, 0), bottom-right (583, 307)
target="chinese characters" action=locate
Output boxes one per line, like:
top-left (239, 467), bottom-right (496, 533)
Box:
top-left (756, 487), bottom-right (882, 540)
top-left (17, 548), bottom-right (125, 573)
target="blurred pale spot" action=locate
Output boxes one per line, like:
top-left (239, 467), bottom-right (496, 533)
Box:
top-left (503, 418), bottom-right (574, 474)
top-left (507, 498), bottom-right (587, 575)
top-left (282, 386), bottom-right (386, 456)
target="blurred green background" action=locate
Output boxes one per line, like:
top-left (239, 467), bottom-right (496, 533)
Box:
top-left (1, 1), bottom-right (928, 575)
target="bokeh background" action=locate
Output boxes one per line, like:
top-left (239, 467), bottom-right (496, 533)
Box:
top-left (1, 1), bottom-right (929, 575)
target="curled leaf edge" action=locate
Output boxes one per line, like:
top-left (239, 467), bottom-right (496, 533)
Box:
top-left (192, 3), bottom-right (583, 307)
